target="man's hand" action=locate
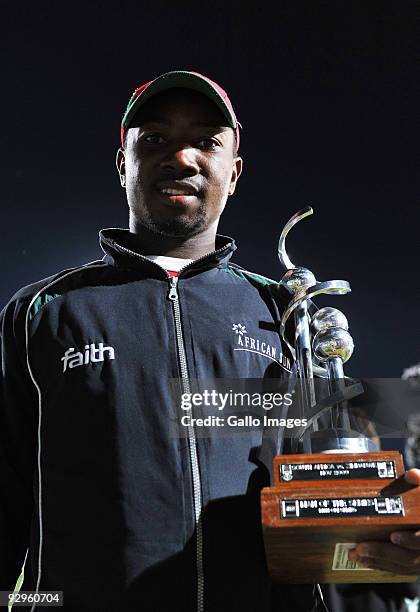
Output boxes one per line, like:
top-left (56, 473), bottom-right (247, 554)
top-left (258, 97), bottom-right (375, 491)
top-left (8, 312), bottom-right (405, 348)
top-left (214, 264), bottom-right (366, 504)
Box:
top-left (348, 468), bottom-right (420, 575)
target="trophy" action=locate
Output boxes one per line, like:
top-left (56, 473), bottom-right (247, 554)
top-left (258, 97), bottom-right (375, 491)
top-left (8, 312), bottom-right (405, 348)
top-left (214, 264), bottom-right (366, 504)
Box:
top-left (260, 207), bottom-right (420, 584)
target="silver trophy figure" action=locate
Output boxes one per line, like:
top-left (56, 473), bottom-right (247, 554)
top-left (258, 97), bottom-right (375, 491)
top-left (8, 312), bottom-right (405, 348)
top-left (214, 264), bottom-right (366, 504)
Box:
top-left (278, 207), bottom-right (377, 454)
top-left (260, 220), bottom-right (420, 585)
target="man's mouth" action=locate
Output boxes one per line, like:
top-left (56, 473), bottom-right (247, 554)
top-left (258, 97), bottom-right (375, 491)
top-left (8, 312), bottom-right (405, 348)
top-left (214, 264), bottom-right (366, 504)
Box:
top-left (155, 182), bottom-right (200, 206)
top-left (159, 187), bottom-right (195, 196)
top-left (156, 189), bottom-right (197, 207)
top-left (155, 179), bottom-right (200, 196)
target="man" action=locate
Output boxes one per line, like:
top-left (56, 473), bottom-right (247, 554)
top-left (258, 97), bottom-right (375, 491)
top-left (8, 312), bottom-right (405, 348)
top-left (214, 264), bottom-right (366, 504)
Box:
top-left (0, 70), bottom-right (419, 612)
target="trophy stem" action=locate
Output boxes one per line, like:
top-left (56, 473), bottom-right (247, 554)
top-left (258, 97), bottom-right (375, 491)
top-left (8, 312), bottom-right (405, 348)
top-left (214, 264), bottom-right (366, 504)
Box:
top-left (294, 302), bottom-right (317, 429)
top-left (327, 357), bottom-right (351, 431)
top-left (327, 355), bottom-right (344, 381)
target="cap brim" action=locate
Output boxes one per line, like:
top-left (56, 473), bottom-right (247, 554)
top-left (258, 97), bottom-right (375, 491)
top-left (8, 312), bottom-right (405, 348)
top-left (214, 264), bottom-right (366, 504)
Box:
top-left (122, 71), bottom-right (237, 131)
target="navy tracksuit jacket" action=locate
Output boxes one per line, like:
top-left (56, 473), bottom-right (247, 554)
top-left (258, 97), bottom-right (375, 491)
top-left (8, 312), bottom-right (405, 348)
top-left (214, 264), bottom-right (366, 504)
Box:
top-left (1, 229), bottom-right (417, 611)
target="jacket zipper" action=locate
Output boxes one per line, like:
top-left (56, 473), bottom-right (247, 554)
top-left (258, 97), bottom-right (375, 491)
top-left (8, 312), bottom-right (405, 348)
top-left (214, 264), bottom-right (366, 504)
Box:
top-left (166, 250), bottom-right (230, 612)
top-left (168, 276), bottom-right (204, 612)
top-left (110, 239), bottom-right (233, 612)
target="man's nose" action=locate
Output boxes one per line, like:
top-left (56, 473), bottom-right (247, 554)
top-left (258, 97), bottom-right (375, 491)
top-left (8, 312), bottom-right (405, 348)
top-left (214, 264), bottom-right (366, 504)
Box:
top-left (160, 145), bottom-right (200, 175)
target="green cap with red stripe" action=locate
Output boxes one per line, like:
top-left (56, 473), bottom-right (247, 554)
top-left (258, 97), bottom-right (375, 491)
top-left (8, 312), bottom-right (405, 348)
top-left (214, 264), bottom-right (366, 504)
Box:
top-left (121, 70), bottom-right (241, 151)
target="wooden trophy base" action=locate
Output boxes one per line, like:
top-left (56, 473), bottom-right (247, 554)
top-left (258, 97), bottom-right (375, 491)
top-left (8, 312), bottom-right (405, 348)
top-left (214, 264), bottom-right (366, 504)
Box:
top-left (261, 451), bottom-right (420, 583)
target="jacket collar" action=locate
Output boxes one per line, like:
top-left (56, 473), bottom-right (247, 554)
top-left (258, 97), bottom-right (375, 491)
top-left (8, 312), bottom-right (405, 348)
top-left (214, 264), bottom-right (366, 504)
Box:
top-left (99, 228), bottom-right (237, 276)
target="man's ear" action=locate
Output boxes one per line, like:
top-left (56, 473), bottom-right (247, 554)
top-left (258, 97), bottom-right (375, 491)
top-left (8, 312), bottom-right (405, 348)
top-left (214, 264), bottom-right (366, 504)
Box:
top-left (228, 156), bottom-right (243, 196)
top-left (116, 147), bottom-right (126, 188)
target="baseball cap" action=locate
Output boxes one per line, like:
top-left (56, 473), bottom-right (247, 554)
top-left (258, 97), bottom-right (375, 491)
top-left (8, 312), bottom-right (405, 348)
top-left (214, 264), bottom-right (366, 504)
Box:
top-left (121, 70), bottom-right (241, 152)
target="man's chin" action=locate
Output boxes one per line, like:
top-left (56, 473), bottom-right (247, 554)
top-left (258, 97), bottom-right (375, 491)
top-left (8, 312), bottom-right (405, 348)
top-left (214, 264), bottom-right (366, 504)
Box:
top-left (140, 216), bottom-right (207, 239)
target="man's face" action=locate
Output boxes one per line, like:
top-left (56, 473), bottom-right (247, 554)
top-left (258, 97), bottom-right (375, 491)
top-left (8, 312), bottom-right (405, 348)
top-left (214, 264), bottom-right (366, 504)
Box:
top-left (116, 88), bottom-right (243, 238)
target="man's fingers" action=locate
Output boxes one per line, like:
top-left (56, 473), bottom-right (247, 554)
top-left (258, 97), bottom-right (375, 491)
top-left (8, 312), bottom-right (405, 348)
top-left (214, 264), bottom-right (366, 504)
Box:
top-left (390, 530), bottom-right (420, 550)
top-left (404, 468), bottom-right (420, 485)
top-left (356, 556), bottom-right (420, 575)
top-left (352, 542), bottom-right (420, 571)
top-left (349, 470), bottom-right (420, 573)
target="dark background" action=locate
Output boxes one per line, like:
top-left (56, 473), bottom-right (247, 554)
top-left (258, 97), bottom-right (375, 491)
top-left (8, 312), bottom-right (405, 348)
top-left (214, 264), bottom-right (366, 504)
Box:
top-left (2, 1), bottom-right (419, 377)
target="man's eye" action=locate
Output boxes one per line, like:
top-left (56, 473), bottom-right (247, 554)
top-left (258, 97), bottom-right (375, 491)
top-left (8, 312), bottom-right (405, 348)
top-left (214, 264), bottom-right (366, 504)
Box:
top-left (197, 138), bottom-right (219, 149)
top-left (143, 134), bottom-right (164, 144)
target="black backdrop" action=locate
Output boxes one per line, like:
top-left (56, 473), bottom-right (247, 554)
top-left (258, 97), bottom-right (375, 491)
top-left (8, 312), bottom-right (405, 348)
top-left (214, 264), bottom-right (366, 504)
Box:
top-left (2, 1), bottom-right (419, 377)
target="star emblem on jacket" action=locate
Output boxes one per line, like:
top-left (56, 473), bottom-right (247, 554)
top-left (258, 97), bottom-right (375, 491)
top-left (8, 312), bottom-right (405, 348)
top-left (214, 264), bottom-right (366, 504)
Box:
top-left (232, 323), bottom-right (247, 335)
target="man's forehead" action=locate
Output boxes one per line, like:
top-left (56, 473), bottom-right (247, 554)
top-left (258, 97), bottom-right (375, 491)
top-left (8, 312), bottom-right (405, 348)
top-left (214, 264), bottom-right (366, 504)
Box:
top-left (130, 87), bottom-right (231, 128)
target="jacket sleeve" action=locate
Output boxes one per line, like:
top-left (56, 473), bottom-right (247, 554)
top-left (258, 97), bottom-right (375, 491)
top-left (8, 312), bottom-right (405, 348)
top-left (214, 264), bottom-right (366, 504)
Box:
top-left (0, 296), bottom-right (37, 591)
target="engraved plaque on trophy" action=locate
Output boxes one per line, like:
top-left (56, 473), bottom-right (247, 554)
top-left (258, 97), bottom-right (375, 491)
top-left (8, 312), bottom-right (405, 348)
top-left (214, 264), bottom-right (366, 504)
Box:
top-left (260, 208), bottom-right (420, 584)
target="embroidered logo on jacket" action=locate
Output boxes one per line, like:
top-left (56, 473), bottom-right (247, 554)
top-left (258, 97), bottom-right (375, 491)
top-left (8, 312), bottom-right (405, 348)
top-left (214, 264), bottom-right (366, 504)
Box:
top-left (232, 323), bottom-right (247, 335)
top-left (61, 343), bottom-right (115, 372)
top-left (232, 323), bottom-right (290, 370)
